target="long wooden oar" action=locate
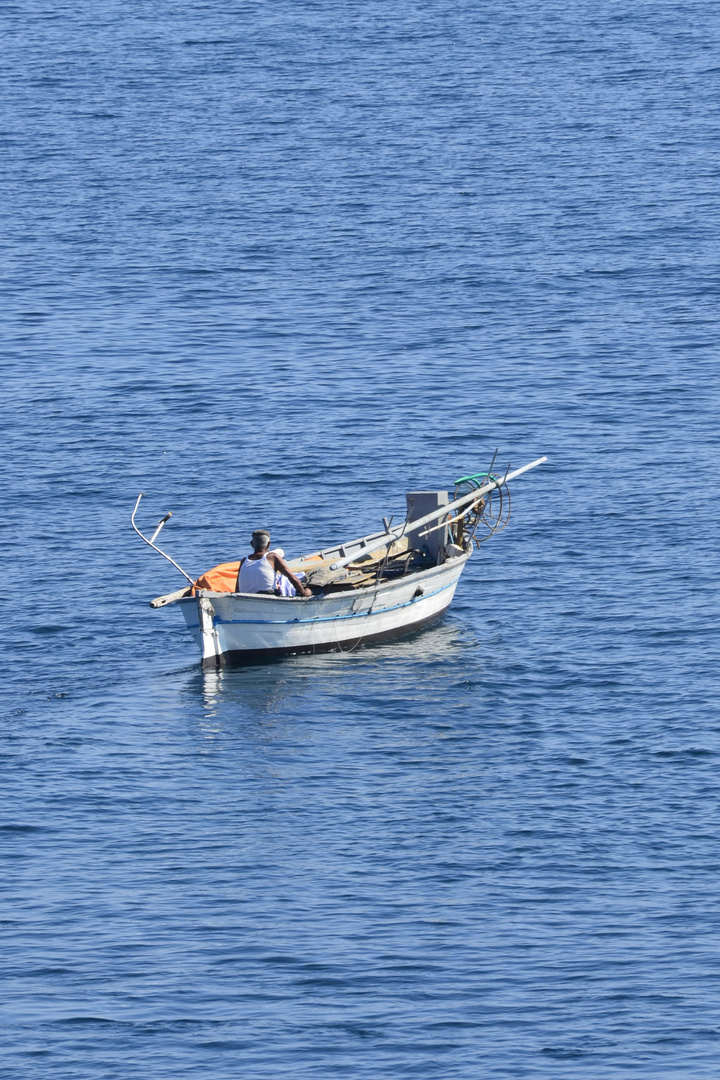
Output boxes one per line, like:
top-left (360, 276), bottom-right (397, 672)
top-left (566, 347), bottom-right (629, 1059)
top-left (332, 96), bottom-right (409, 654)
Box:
top-left (326, 456), bottom-right (547, 572)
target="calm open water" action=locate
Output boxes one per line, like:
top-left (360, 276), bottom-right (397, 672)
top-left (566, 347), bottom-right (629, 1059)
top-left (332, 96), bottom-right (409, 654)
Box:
top-left (2, 2), bottom-right (720, 1077)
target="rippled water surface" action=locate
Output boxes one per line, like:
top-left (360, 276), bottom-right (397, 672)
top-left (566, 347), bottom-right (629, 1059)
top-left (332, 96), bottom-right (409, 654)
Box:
top-left (3, 1), bottom-right (720, 1077)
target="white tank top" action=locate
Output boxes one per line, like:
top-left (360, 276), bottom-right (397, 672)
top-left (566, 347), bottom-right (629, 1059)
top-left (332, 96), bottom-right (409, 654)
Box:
top-left (238, 552), bottom-right (275, 593)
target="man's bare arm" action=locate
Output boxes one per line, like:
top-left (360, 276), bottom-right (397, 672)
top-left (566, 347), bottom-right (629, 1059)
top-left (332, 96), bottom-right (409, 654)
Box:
top-left (269, 553), bottom-right (311, 596)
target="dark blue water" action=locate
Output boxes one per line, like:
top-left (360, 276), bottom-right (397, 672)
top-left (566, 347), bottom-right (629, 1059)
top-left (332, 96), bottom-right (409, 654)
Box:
top-left (3, 2), bottom-right (720, 1076)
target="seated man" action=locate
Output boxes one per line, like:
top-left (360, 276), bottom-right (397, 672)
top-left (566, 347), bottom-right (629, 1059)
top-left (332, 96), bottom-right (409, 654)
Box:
top-left (237, 530), bottom-right (311, 597)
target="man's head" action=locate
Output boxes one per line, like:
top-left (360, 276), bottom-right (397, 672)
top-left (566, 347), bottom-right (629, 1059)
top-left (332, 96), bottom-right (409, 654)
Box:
top-left (251, 529), bottom-right (271, 552)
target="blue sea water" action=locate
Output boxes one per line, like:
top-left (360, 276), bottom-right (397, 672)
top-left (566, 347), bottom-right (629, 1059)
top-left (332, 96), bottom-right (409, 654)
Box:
top-left (2, 1), bottom-right (720, 1076)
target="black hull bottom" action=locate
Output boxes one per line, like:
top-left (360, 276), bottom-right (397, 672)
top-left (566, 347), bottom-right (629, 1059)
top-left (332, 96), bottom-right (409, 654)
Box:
top-left (201, 606), bottom-right (448, 669)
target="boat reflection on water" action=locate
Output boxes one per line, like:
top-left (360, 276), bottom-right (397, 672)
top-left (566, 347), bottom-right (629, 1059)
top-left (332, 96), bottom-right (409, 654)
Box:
top-left (195, 618), bottom-right (472, 719)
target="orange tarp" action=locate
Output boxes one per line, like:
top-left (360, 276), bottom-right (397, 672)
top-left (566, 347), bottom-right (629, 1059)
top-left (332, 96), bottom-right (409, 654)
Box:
top-left (192, 561), bottom-right (240, 595)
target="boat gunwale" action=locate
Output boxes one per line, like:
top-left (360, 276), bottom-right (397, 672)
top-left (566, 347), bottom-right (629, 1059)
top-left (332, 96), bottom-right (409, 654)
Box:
top-left (177, 551), bottom-right (471, 610)
top-left (206, 578), bottom-right (458, 627)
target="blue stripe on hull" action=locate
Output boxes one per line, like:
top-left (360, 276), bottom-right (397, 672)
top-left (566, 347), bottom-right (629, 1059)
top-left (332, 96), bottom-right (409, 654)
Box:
top-left (185, 579), bottom-right (455, 630)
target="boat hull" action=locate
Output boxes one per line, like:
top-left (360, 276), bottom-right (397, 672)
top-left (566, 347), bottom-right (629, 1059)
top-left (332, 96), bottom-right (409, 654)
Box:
top-left (177, 553), bottom-right (470, 667)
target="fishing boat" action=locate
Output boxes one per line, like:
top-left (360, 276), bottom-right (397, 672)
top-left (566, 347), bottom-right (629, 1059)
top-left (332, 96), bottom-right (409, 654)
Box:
top-left (132, 456), bottom-right (546, 667)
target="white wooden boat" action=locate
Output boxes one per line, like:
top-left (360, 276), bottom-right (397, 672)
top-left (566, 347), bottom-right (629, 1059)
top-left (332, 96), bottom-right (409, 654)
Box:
top-left (132, 457), bottom-right (546, 667)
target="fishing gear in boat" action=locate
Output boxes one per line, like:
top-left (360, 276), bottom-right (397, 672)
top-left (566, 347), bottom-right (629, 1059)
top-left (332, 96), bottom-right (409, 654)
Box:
top-left (452, 450), bottom-right (513, 548)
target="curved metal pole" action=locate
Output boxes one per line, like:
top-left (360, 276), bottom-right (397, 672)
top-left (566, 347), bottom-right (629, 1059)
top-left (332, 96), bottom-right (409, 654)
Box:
top-left (131, 493), bottom-right (195, 585)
